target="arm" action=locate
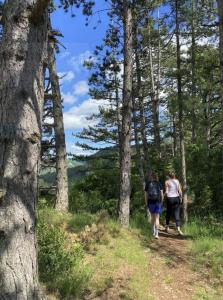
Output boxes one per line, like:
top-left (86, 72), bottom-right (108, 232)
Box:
top-left (144, 191), bottom-right (148, 207)
top-left (177, 180), bottom-right (183, 198)
top-left (160, 190), bottom-right (164, 202)
top-left (165, 180), bottom-right (169, 197)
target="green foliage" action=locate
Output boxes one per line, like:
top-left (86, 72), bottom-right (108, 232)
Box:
top-left (38, 195), bottom-right (55, 209)
top-left (38, 207), bottom-right (71, 227)
top-left (191, 238), bottom-right (223, 280)
top-left (187, 145), bottom-right (222, 216)
top-left (184, 218), bottom-right (223, 239)
top-left (68, 212), bottom-right (96, 232)
top-left (130, 212), bottom-right (152, 240)
top-left (69, 168), bottom-right (119, 216)
top-left (185, 219), bottom-right (223, 284)
top-left (37, 214), bottom-right (90, 298)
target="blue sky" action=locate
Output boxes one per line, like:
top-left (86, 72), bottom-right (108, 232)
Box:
top-left (52, 1), bottom-right (109, 155)
top-left (51, 2), bottom-right (171, 156)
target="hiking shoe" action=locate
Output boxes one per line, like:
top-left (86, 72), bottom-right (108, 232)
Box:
top-left (177, 228), bottom-right (184, 236)
top-left (154, 234), bottom-right (159, 239)
top-left (165, 226), bottom-right (169, 233)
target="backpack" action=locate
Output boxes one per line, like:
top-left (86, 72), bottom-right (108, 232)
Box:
top-left (147, 181), bottom-right (161, 202)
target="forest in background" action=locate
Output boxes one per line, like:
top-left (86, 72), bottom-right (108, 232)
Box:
top-left (41, 0), bottom-right (223, 220)
top-left (0, 0), bottom-right (223, 299)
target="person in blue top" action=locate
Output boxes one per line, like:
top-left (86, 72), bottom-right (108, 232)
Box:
top-left (145, 172), bottom-right (164, 239)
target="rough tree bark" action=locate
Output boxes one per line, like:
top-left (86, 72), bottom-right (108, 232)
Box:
top-left (119, 1), bottom-right (133, 228)
top-left (156, 9), bottom-right (161, 156)
top-left (175, 0), bottom-right (188, 223)
top-left (135, 48), bottom-right (150, 173)
top-left (172, 115), bottom-right (178, 157)
top-left (133, 24), bottom-right (150, 174)
top-left (217, 0), bottom-right (223, 184)
top-left (191, 0), bottom-right (197, 143)
top-left (148, 27), bottom-right (161, 155)
top-left (132, 96), bottom-right (145, 191)
top-left (48, 32), bottom-right (69, 212)
top-left (0, 0), bottom-right (48, 299)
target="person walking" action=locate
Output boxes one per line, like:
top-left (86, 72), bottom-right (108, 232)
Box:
top-left (165, 172), bottom-right (184, 235)
top-left (145, 172), bottom-right (164, 239)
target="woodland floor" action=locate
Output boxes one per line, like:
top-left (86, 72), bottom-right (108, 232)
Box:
top-left (147, 226), bottom-right (220, 300)
top-left (43, 211), bottom-right (223, 300)
top-left (83, 225), bottom-right (223, 300)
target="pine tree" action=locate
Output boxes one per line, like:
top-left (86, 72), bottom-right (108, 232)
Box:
top-left (217, 0), bottom-right (223, 185)
top-left (0, 1), bottom-right (49, 298)
top-left (47, 26), bottom-right (69, 212)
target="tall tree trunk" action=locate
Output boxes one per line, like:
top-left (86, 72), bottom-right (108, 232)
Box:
top-left (156, 9), bottom-right (161, 157)
top-left (217, 0), bottom-right (223, 184)
top-left (175, 0), bottom-right (188, 223)
top-left (48, 33), bottom-right (69, 212)
top-left (119, 2), bottom-right (133, 228)
top-left (114, 68), bottom-right (122, 167)
top-left (132, 96), bottom-right (145, 191)
top-left (135, 45), bottom-right (150, 172)
top-left (133, 24), bottom-right (150, 173)
top-left (204, 94), bottom-right (211, 155)
top-left (172, 114), bottom-right (177, 157)
top-left (0, 1), bottom-right (48, 298)
top-left (148, 27), bottom-right (161, 155)
top-left (191, 0), bottom-right (197, 143)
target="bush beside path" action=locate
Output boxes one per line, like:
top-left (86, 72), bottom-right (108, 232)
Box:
top-left (38, 209), bottom-right (223, 300)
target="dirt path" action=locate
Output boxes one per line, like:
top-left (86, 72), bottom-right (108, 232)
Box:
top-left (147, 226), bottom-right (203, 300)
top-left (82, 225), bottom-right (218, 300)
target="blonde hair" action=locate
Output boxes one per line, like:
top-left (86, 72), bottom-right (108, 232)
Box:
top-left (168, 171), bottom-right (176, 179)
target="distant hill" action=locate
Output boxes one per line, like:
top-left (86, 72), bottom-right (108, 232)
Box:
top-left (39, 159), bottom-right (86, 188)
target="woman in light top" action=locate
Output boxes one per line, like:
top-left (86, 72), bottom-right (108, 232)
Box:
top-left (165, 172), bottom-right (183, 235)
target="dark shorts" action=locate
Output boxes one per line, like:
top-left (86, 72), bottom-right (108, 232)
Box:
top-left (148, 202), bottom-right (162, 214)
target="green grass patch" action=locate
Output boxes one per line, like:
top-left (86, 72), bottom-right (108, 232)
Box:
top-left (38, 207), bottom-right (72, 227)
top-left (37, 209), bottom-right (91, 299)
top-left (68, 212), bottom-right (96, 233)
top-left (130, 212), bottom-right (153, 241)
top-left (37, 221), bottom-right (91, 299)
top-left (185, 219), bottom-right (223, 291)
top-left (190, 238), bottom-right (223, 279)
top-left (184, 219), bottom-right (223, 239)
top-left (86, 220), bottom-right (152, 300)
top-left (193, 285), bottom-right (223, 300)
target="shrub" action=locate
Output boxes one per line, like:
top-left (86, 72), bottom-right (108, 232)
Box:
top-left (130, 212), bottom-right (152, 239)
top-left (68, 212), bottom-right (96, 233)
top-left (37, 219), bottom-right (90, 298)
top-left (185, 219), bottom-right (223, 284)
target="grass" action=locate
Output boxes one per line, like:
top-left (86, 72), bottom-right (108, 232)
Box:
top-left (38, 206), bottom-right (72, 227)
top-left (37, 207), bottom-right (223, 299)
top-left (37, 210), bottom-right (91, 299)
top-left (68, 212), bottom-right (96, 233)
top-left (85, 225), bottom-right (152, 300)
top-left (193, 286), bottom-right (223, 300)
top-left (185, 219), bottom-right (223, 299)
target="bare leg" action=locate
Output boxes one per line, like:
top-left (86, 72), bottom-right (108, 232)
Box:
top-left (154, 214), bottom-right (160, 238)
top-left (151, 214), bottom-right (155, 236)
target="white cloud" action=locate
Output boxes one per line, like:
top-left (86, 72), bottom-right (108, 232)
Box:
top-left (69, 144), bottom-right (96, 156)
top-left (62, 92), bottom-right (77, 105)
top-left (73, 80), bottom-right (89, 96)
top-left (69, 50), bottom-right (94, 73)
top-left (58, 71), bottom-right (75, 84)
top-left (44, 116), bottom-right (54, 125)
top-left (59, 51), bottom-right (71, 59)
top-left (63, 98), bottom-right (108, 130)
